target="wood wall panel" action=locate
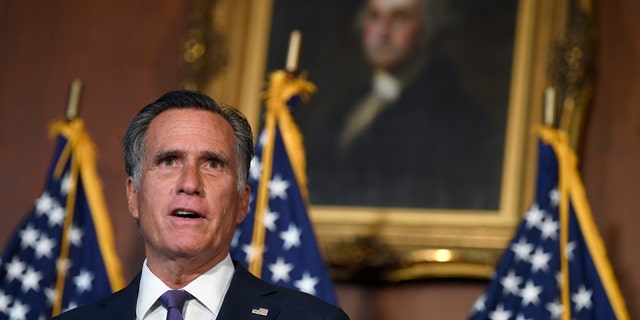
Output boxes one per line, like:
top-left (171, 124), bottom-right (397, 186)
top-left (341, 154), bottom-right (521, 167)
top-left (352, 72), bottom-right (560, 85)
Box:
top-left (0, 0), bottom-right (195, 280)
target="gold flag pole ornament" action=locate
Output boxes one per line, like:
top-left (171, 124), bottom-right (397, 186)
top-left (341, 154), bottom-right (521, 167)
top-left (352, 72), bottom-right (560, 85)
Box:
top-left (248, 30), bottom-right (317, 276)
top-left (285, 30), bottom-right (301, 73)
top-left (65, 79), bottom-right (82, 121)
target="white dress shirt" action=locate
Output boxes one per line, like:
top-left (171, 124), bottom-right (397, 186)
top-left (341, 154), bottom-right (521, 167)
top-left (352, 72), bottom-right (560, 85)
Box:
top-left (136, 254), bottom-right (235, 320)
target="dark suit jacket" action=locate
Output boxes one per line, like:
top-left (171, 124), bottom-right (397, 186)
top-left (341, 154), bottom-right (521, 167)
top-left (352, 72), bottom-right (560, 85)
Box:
top-left (305, 55), bottom-right (504, 209)
top-left (52, 261), bottom-right (349, 320)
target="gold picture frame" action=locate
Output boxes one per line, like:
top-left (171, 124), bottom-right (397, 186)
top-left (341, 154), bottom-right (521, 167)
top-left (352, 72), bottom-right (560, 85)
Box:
top-left (187, 0), bottom-right (589, 282)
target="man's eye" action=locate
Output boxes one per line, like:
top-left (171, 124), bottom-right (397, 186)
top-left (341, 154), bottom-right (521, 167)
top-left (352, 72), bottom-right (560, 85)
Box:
top-left (207, 160), bottom-right (222, 169)
top-left (161, 158), bottom-right (176, 166)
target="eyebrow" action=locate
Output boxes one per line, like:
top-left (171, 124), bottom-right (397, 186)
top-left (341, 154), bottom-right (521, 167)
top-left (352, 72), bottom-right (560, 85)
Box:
top-left (152, 150), bottom-right (182, 164)
top-left (152, 149), bottom-right (232, 167)
top-left (201, 150), bottom-right (232, 167)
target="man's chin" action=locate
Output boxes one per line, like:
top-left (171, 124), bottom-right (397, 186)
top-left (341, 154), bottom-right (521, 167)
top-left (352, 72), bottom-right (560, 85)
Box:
top-left (368, 56), bottom-right (401, 71)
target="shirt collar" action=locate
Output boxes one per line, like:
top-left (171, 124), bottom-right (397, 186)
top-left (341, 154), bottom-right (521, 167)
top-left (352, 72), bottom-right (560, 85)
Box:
top-left (372, 70), bottom-right (401, 102)
top-left (137, 254), bottom-right (235, 319)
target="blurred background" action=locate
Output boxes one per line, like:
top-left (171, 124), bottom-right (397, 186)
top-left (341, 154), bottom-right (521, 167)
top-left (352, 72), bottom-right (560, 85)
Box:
top-left (1, 0), bottom-right (639, 319)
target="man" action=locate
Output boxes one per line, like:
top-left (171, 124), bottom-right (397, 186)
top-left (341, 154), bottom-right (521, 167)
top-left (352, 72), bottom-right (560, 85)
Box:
top-left (54, 90), bottom-right (349, 319)
top-left (306, 0), bottom-right (503, 209)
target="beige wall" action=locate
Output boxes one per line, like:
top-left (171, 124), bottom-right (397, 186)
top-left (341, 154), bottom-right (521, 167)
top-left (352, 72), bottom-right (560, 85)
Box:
top-left (0, 1), bottom-right (638, 319)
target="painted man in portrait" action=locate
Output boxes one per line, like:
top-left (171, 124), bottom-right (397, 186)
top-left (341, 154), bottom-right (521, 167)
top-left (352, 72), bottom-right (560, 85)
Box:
top-left (304, 0), bottom-right (505, 209)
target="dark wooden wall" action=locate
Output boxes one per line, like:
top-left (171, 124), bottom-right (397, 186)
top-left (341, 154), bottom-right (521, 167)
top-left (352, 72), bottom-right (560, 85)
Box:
top-left (581, 1), bottom-right (640, 318)
top-left (0, 0), bottom-right (193, 287)
top-left (0, 1), bottom-right (638, 319)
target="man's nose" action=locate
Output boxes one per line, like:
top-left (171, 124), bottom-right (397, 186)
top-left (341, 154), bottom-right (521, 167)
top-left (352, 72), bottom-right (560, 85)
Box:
top-left (371, 19), bottom-right (392, 37)
top-left (177, 164), bottom-right (203, 195)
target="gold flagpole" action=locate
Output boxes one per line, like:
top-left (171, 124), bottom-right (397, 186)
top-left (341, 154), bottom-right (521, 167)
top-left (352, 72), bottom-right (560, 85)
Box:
top-left (285, 30), bottom-right (301, 73)
top-left (66, 79), bottom-right (82, 121)
top-left (249, 30), bottom-right (303, 276)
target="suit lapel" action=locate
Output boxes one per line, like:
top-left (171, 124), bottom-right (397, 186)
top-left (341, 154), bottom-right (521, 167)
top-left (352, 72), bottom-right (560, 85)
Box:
top-left (217, 263), bottom-right (281, 320)
top-left (97, 273), bottom-right (140, 319)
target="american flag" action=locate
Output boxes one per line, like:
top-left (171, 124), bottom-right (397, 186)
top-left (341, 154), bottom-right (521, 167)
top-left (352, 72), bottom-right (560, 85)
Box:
top-left (230, 70), bottom-right (338, 306)
top-left (0, 119), bottom-right (124, 320)
top-left (468, 127), bottom-right (629, 320)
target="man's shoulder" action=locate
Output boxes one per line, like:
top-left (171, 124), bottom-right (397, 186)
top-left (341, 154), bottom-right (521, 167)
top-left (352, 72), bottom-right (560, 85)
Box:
top-left (51, 274), bottom-right (139, 319)
top-left (223, 262), bottom-right (350, 319)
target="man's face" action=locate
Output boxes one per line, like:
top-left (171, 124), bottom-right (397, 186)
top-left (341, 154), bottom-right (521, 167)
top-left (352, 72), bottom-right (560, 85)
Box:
top-left (362, 0), bottom-right (425, 71)
top-left (126, 108), bottom-right (249, 268)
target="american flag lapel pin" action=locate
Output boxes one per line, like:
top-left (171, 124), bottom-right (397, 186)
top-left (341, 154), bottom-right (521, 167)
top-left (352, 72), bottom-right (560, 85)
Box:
top-left (251, 307), bottom-right (269, 316)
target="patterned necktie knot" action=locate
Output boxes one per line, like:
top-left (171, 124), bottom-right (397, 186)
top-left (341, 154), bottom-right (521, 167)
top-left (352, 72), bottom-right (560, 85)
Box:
top-left (159, 290), bottom-right (193, 320)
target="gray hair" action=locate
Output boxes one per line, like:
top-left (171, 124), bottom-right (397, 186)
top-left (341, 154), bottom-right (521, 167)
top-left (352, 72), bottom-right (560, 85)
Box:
top-left (122, 90), bottom-right (254, 193)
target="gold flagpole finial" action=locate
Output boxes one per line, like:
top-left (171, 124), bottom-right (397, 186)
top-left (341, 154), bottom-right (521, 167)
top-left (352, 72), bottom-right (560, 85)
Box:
top-left (544, 86), bottom-right (556, 127)
top-left (285, 30), bottom-right (302, 73)
top-left (66, 79), bottom-right (83, 121)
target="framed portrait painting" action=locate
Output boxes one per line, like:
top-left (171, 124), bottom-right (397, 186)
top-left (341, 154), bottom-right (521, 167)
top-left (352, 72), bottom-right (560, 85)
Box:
top-left (195, 0), bottom-right (579, 281)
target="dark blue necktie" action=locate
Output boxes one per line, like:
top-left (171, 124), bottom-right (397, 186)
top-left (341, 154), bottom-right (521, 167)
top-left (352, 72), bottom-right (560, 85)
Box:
top-left (159, 290), bottom-right (193, 320)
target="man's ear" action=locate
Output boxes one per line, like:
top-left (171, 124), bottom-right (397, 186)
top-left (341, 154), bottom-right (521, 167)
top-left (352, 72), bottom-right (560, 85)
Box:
top-left (237, 184), bottom-right (251, 224)
top-left (126, 177), bottom-right (139, 219)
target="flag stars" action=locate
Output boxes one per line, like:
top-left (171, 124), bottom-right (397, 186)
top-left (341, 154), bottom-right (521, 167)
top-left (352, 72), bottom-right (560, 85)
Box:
top-left (294, 272), bottom-right (319, 296)
top-left (539, 217), bottom-right (558, 240)
top-left (546, 298), bottom-right (563, 319)
top-left (263, 209), bottom-right (279, 232)
top-left (572, 285), bottom-right (593, 312)
top-left (74, 269), bottom-right (94, 293)
top-left (47, 204), bottom-right (65, 227)
top-left (268, 257), bottom-right (294, 283)
top-left (279, 223), bottom-right (301, 250)
top-left (500, 270), bottom-right (522, 296)
top-left (530, 247), bottom-right (552, 273)
top-left (68, 225), bottom-right (84, 247)
top-left (57, 258), bottom-right (72, 274)
top-left (60, 172), bottom-right (73, 196)
top-left (241, 244), bottom-right (265, 264)
top-left (258, 130), bottom-right (268, 147)
top-left (269, 175), bottom-right (290, 200)
top-left (5, 257), bottom-right (26, 282)
top-left (524, 204), bottom-right (545, 229)
top-left (8, 299), bottom-right (29, 320)
top-left (555, 271), bottom-right (563, 287)
top-left (34, 235), bottom-right (56, 260)
top-left (248, 193), bottom-right (256, 208)
top-left (35, 192), bottom-right (54, 216)
top-left (232, 229), bottom-right (242, 248)
top-left (565, 241), bottom-right (576, 261)
top-left (511, 237), bottom-right (533, 262)
top-left (0, 290), bottom-right (12, 313)
top-left (21, 267), bottom-right (43, 293)
top-left (519, 280), bottom-right (542, 306)
top-left (249, 156), bottom-right (262, 181)
top-left (44, 286), bottom-right (57, 306)
top-left (548, 187), bottom-right (559, 207)
top-left (19, 224), bottom-right (40, 249)
top-left (467, 146), bottom-right (621, 319)
top-left (488, 304), bottom-right (512, 320)
top-left (65, 301), bottom-right (79, 312)
top-left (472, 294), bottom-right (486, 312)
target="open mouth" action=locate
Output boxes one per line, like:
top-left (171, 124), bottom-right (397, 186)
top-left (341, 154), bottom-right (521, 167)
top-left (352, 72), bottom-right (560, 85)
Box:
top-left (172, 210), bottom-right (202, 219)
